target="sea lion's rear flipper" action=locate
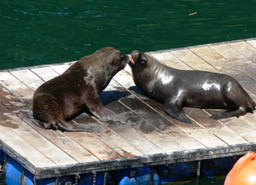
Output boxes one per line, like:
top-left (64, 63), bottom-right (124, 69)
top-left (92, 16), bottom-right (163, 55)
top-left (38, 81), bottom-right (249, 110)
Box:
top-left (56, 120), bottom-right (100, 132)
top-left (164, 102), bottom-right (191, 123)
top-left (210, 106), bottom-right (247, 120)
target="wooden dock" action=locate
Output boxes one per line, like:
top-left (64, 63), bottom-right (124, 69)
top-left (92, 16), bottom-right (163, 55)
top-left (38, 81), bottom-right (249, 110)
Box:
top-left (1, 38), bottom-right (256, 184)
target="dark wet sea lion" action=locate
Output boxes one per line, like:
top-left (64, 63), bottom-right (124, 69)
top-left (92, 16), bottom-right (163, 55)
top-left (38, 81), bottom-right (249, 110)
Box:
top-left (129, 50), bottom-right (255, 123)
top-left (32, 47), bottom-right (129, 131)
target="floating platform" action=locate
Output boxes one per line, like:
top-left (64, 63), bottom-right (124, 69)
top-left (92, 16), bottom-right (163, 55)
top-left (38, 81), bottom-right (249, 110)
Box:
top-left (0, 38), bottom-right (256, 184)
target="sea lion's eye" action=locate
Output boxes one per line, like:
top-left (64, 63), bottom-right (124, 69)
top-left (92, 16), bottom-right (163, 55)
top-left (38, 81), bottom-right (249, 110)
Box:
top-left (140, 59), bottom-right (146, 65)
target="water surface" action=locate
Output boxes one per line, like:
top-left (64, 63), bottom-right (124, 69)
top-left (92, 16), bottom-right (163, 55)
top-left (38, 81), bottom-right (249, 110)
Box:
top-left (0, 0), bottom-right (256, 70)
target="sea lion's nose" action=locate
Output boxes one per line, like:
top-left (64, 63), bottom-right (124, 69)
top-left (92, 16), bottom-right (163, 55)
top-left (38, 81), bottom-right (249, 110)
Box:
top-left (131, 50), bottom-right (139, 57)
top-left (131, 50), bottom-right (140, 63)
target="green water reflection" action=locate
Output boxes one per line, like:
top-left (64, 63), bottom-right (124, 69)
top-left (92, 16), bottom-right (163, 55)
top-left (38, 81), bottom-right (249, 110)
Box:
top-left (0, 0), bottom-right (256, 70)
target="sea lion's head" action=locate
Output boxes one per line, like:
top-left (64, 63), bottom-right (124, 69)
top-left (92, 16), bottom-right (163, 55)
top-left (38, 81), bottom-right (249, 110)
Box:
top-left (89, 47), bottom-right (129, 91)
top-left (92, 47), bottom-right (129, 72)
top-left (129, 50), bottom-right (163, 93)
top-left (129, 50), bottom-right (159, 74)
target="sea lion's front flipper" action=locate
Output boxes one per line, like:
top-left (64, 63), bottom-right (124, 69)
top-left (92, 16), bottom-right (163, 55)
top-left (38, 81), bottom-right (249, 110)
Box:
top-left (164, 101), bottom-right (191, 123)
top-left (93, 107), bottom-right (126, 124)
top-left (83, 87), bottom-right (126, 124)
top-left (86, 97), bottom-right (126, 124)
top-left (210, 106), bottom-right (247, 120)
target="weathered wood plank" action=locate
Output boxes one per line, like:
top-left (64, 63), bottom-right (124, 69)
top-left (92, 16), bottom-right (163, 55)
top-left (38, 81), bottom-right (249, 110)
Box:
top-left (0, 124), bottom-right (55, 169)
top-left (207, 111), bottom-right (256, 143)
top-left (0, 72), bottom-right (33, 100)
top-left (1, 111), bottom-right (77, 165)
top-left (171, 49), bottom-right (216, 72)
top-left (190, 46), bottom-right (225, 70)
top-left (50, 63), bottom-right (72, 74)
top-left (65, 131), bottom-right (122, 160)
top-left (247, 40), bottom-right (256, 49)
top-left (239, 112), bottom-right (256, 130)
top-left (210, 43), bottom-right (247, 60)
top-left (211, 43), bottom-right (256, 81)
top-left (9, 69), bottom-right (44, 91)
top-left (30, 67), bottom-right (59, 81)
top-left (149, 52), bottom-right (191, 70)
top-left (92, 123), bottom-right (144, 158)
top-left (228, 41), bottom-right (256, 61)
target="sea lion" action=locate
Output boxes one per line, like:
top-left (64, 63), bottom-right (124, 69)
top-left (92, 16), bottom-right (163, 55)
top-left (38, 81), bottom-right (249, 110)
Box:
top-left (129, 50), bottom-right (255, 123)
top-left (32, 47), bottom-right (129, 131)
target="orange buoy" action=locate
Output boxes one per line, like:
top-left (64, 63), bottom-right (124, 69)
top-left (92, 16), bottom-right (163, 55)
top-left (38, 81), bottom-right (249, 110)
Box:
top-left (225, 152), bottom-right (256, 185)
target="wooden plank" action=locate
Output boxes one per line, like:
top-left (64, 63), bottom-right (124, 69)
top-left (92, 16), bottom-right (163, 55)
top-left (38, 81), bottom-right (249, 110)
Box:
top-left (65, 131), bottom-right (122, 160)
top-left (50, 63), bottom-right (72, 74)
top-left (1, 111), bottom-right (76, 166)
top-left (0, 71), bottom-right (33, 100)
top-left (171, 49), bottom-right (216, 72)
top-left (190, 46), bottom-right (225, 70)
top-left (210, 43), bottom-right (247, 60)
top-left (9, 69), bottom-right (44, 91)
top-left (30, 66), bottom-right (59, 81)
top-left (228, 41), bottom-right (256, 61)
top-left (211, 43), bottom-right (256, 81)
top-left (239, 112), bottom-right (256, 130)
top-left (149, 52), bottom-right (191, 70)
top-left (92, 124), bottom-right (143, 158)
top-left (0, 124), bottom-right (55, 170)
top-left (247, 39), bottom-right (256, 49)
top-left (207, 111), bottom-right (256, 143)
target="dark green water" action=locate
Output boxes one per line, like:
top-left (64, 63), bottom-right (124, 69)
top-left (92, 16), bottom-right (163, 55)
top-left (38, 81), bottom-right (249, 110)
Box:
top-left (1, 0), bottom-right (256, 70)
top-left (0, 1), bottom-right (253, 184)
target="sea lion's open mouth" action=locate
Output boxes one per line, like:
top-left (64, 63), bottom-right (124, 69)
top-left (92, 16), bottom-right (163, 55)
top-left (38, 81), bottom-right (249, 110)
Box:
top-left (129, 55), bottom-right (135, 64)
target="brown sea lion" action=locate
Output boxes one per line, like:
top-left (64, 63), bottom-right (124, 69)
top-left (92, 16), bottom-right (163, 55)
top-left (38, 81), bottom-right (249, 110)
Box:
top-left (32, 47), bottom-right (129, 131)
top-left (129, 50), bottom-right (255, 123)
